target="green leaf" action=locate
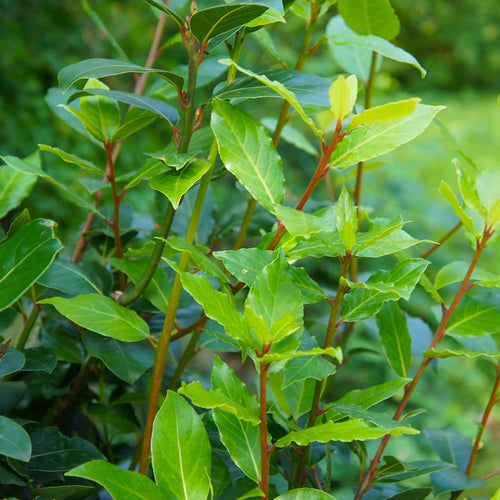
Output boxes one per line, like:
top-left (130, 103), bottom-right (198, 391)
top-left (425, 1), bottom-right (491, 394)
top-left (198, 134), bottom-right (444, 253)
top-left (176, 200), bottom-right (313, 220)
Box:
top-left (262, 117), bottom-right (319, 156)
top-left (83, 332), bottom-right (154, 384)
top-left (68, 460), bottom-right (160, 500)
top-left (244, 251), bottom-right (303, 345)
top-left (424, 347), bottom-right (500, 360)
top-left (142, 0), bottom-right (184, 30)
top-left (39, 294), bottom-right (149, 342)
top-left (290, 266), bottom-right (329, 304)
top-left (180, 272), bottom-right (256, 347)
top-left (179, 380), bottom-right (260, 424)
top-left (22, 348), bottom-right (57, 373)
top-left (283, 356), bottom-right (336, 388)
top-left (165, 236), bottom-right (228, 283)
top-left (335, 187), bottom-right (358, 251)
top-left (215, 69), bottom-right (331, 109)
top-left (350, 99), bottom-right (421, 129)
top-left (435, 260), bottom-right (500, 289)
top-left (276, 205), bottom-right (335, 238)
top-left (376, 302), bottom-right (412, 378)
top-left (0, 219), bottom-right (62, 312)
top-left (38, 144), bottom-right (101, 173)
top-left (214, 248), bottom-right (275, 285)
top-left (338, 0), bottom-right (400, 39)
top-left (58, 57), bottom-right (184, 92)
top-left (211, 98), bottom-right (284, 214)
top-left (217, 60), bottom-right (322, 137)
top-left (423, 428), bottom-right (471, 469)
top-left (0, 162), bottom-right (37, 219)
top-left (439, 180), bottom-right (478, 237)
top-left (476, 167), bottom-right (500, 210)
top-left (375, 460), bottom-right (453, 483)
top-left (28, 485), bottom-right (95, 499)
top-left (284, 231), bottom-right (345, 261)
top-left (328, 31), bottom-right (426, 77)
top-left (190, 5), bottom-right (268, 46)
top-left (29, 427), bottom-right (104, 472)
top-left (67, 88), bottom-right (179, 126)
top-left (152, 391), bottom-right (211, 500)
top-left (0, 416), bottom-right (31, 462)
top-left (259, 346), bottom-right (342, 364)
top-left (329, 104), bottom-right (445, 170)
top-left (269, 373), bottom-right (316, 419)
top-left (275, 489), bottom-right (337, 500)
top-left (431, 467), bottom-right (485, 494)
top-left (110, 108), bottom-right (158, 142)
top-left (38, 259), bottom-right (103, 296)
top-left (149, 159), bottom-right (211, 209)
top-left (276, 418), bottom-right (418, 447)
top-left (329, 74), bottom-right (358, 122)
top-left (446, 296), bottom-right (500, 337)
top-left (0, 346), bottom-right (26, 377)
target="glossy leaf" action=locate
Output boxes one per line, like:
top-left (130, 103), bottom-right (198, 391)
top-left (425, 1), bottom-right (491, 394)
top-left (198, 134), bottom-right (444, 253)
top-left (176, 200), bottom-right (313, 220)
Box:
top-left (39, 294), bottom-right (149, 342)
top-left (328, 31), bottom-right (426, 77)
top-left (282, 356), bottom-right (336, 388)
top-left (376, 302), bottom-right (412, 378)
top-left (350, 99), bottom-right (421, 129)
top-left (83, 332), bottom-right (155, 384)
top-left (180, 272), bottom-right (256, 347)
top-left (217, 60), bottom-right (322, 137)
top-left (29, 427), bottom-right (104, 472)
top-left (58, 57), bottom-right (184, 92)
top-left (258, 346), bottom-right (342, 364)
top-left (245, 252), bottom-right (303, 345)
top-left (179, 380), bottom-right (260, 424)
top-left (215, 68), bottom-right (331, 108)
top-left (284, 231), bottom-right (346, 261)
top-left (335, 187), bottom-right (357, 251)
top-left (0, 416), bottom-right (31, 461)
top-left (445, 296), bottom-right (500, 336)
top-left (38, 144), bottom-right (101, 173)
top-left (142, 0), bottom-right (184, 30)
top-left (275, 489), bottom-right (337, 500)
top-left (190, 4), bottom-right (268, 45)
top-left (330, 104), bottom-right (444, 170)
top-left (338, 0), bottom-right (400, 40)
top-left (269, 374), bottom-right (316, 419)
top-left (276, 205), bottom-right (335, 238)
top-left (424, 347), bottom-right (500, 360)
top-left (110, 108), bottom-right (158, 142)
top-left (150, 159), bottom-right (211, 209)
top-left (0, 345), bottom-right (25, 377)
top-left (0, 162), bottom-right (37, 219)
top-left (276, 418), bottom-right (418, 447)
top-left (212, 98), bottom-right (284, 213)
top-left (67, 88), bottom-right (179, 126)
top-left (214, 248), bottom-right (275, 285)
top-left (68, 460), bottom-right (160, 500)
top-left (152, 391), bottom-right (211, 500)
top-left (0, 218), bottom-right (62, 312)
top-left (38, 259), bottom-right (103, 296)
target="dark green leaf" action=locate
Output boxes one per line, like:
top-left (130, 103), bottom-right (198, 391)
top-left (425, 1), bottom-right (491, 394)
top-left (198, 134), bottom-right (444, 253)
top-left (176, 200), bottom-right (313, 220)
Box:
top-left (22, 348), bottom-right (57, 373)
top-left (0, 162), bottom-right (37, 219)
top-left (30, 485), bottom-right (95, 499)
top-left (152, 391), bottom-right (211, 499)
top-left (376, 460), bottom-right (453, 483)
top-left (211, 98), bottom-right (284, 214)
top-left (68, 460), bottom-right (160, 500)
top-left (39, 294), bottom-right (150, 342)
top-left (423, 428), bottom-right (471, 470)
top-left (0, 345), bottom-right (26, 377)
top-left (58, 57), bottom-right (184, 92)
top-left (431, 466), bottom-right (485, 494)
top-left (0, 219), bottom-right (62, 312)
top-left (385, 488), bottom-right (432, 500)
top-left (0, 416), bottom-right (31, 462)
top-left (83, 332), bottom-right (154, 384)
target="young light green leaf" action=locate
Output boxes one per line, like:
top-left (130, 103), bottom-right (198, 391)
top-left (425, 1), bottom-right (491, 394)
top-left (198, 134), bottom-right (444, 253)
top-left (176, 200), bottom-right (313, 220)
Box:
top-left (179, 381), bottom-right (260, 424)
top-left (67, 88), bottom-right (179, 126)
top-left (275, 489), bottom-right (338, 500)
top-left (152, 391), bottom-right (211, 500)
top-left (190, 4), bottom-right (268, 46)
top-left (67, 460), bottom-right (160, 500)
top-left (276, 418), bottom-right (418, 447)
top-left (0, 219), bottom-right (61, 312)
top-left (329, 104), bottom-right (445, 170)
top-left (276, 205), bottom-right (334, 238)
top-left (335, 186), bottom-right (358, 251)
top-left (39, 294), bottom-right (149, 342)
top-left (476, 167), bottom-right (500, 210)
top-left (424, 348), bottom-right (500, 360)
top-left (376, 302), bottom-right (412, 378)
top-left (180, 272), bottom-right (256, 347)
top-left (258, 346), bottom-right (342, 364)
top-left (338, 0), bottom-right (400, 40)
top-left (446, 296), bottom-right (500, 337)
top-left (329, 74), bottom-right (358, 122)
top-left (329, 31), bottom-right (426, 77)
top-left (211, 98), bottom-right (284, 214)
top-left (0, 163), bottom-right (37, 219)
top-left (149, 159), bottom-right (210, 209)
top-left (244, 252), bottom-right (303, 345)
top-left (0, 416), bottom-right (31, 462)
top-left (58, 57), bottom-right (184, 93)
top-left (439, 180), bottom-right (479, 237)
top-left (350, 99), bottom-right (420, 129)
top-left (38, 144), bottom-right (102, 173)
top-left (217, 60), bottom-right (322, 137)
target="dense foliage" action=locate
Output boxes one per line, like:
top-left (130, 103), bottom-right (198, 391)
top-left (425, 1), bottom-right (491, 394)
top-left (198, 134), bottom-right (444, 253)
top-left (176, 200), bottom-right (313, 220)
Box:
top-left (1, 1), bottom-right (499, 500)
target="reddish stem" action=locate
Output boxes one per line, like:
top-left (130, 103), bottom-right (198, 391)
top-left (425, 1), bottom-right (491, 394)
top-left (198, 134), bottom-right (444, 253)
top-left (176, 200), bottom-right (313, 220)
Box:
top-left (259, 360), bottom-right (271, 499)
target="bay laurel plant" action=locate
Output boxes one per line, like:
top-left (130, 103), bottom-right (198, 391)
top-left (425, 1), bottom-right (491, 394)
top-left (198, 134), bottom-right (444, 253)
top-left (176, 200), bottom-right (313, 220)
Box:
top-left (1, 1), bottom-right (500, 499)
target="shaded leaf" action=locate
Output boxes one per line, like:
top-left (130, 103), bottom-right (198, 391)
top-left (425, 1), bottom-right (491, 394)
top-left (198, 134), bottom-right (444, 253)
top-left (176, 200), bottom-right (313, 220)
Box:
top-left (282, 356), bottom-right (336, 388)
top-left (22, 348), bottom-right (57, 373)
top-left (446, 296), bottom-right (500, 337)
top-left (0, 416), bottom-right (31, 462)
top-left (375, 460), bottom-right (453, 483)
top-left (275, 489), bottom-right (337, 500)
top-left (0, 345), bottom-right (26, 377)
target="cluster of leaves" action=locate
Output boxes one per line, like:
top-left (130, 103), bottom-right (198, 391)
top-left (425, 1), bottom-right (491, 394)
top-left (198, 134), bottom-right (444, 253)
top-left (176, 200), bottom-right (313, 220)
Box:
top-left (1, 1), bottom-right (500, 499)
